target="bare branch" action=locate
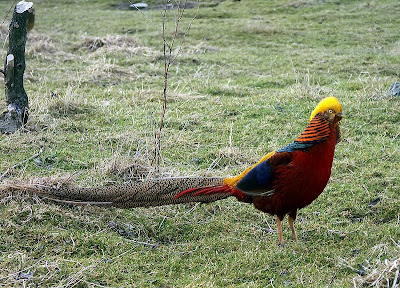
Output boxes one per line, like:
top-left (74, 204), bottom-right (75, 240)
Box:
top-left (170, 1), bottom-right (199, 65)
top-left (1, 1), bottom-right (18, 50)
top-left (154, 4), bottom-right (170, 166)
top-left (138, 0), bottom-right (198, 166)
top-left (127, 0), bottom-right (173, 50)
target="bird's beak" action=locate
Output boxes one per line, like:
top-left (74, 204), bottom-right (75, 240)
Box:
top-left (335, 112), bottom-right (344, 121)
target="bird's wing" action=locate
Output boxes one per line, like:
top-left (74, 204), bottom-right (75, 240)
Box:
top-left (232, 114), bottom-right (331, 196)
top-left (235, 151), bottom-right (293, 197)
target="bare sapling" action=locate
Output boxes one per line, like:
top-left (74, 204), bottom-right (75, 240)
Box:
top-left (155, 0), bottom-right (199, 167)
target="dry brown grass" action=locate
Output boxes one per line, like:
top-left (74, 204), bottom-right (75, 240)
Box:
top-left (354, 258), bottom-right (400, 287)
top-left (186, 42), bottom-right (221, 54)
top-left (76, 35), bottom-right (141, 51)
top-left (0, 174), bottom-right (78, 196)
top-left (33, 85), bottom-right (92, 117)
top-left (26, 32), bottom-right (59, 54)
top-left (75, 35), bottom-right (153, 57)
top-left (241, 22), bottom-right (285, 36)
top-left (83, 60), bottom-right (140, 84)
top-left (99, 152), bottom-right (155, 182)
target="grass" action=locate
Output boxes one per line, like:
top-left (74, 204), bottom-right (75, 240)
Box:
top-left (0, 0), bottom-right (400, 286)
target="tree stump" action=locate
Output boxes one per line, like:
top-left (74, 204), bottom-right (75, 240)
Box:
top-left (0, 1), bottom-right (34, 133)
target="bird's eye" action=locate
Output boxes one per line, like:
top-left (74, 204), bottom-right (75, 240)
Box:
top-left (328, 109), bottom-right (334, 114)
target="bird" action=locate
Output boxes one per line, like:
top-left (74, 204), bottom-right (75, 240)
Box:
top-left (11, 97), bottom-right (343, 245)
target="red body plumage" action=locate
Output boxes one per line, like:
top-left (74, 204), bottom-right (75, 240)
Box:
top-left (252, 128), bottom-right (337, 218)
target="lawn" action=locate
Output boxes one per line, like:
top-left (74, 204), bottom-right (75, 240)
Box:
top-left (0, 0), bottom-right (399, 287)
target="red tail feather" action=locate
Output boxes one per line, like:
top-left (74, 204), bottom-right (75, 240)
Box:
top-left (174, 184), bottom-right (232, 199)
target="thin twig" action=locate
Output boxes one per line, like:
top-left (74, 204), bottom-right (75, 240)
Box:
top-left (392, 268), bottom-right (399, 288)
top-left (169, 3), bottom-right (184, 57)
top-left (155, 6), bottom-right (169, 166)
top-left (0, 148), bottom-right (43, 180)
top-left (155, 0), bottom-right (196, 166)
top-left (0, 0), bottom-right (17, 27)
top-left (126, 0), bottom-right (171, 50)
top-left (170, 0), bottom-right (199, 65)
top-left (128, 0), bottom-right (199, 167)
top-left (1, 0), bottom-right (17, 50)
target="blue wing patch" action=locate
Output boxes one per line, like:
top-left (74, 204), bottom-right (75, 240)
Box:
top-left (236, 160), bottom-right (275, 196)
top-left (277, 141), bottom-right (314, 153)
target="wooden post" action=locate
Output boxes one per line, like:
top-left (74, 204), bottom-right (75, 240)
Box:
top-left (0, 1), bottom-right (34, 133)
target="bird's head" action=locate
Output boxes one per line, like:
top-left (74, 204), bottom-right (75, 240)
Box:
top-left (309, 97), bottom-right (344, 124)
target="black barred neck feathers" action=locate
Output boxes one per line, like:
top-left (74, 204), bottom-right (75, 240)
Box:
top-left (276, 113), bottom-right (332, 153)
top-left (295, 113), bottom-right (330, 144)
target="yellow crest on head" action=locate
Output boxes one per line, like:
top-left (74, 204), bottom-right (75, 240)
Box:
top-left (309, 97), bottom-right (342, 122)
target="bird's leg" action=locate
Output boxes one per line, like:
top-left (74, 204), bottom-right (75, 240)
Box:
top-left (276, 216), bottom-right (284, 245)
top-left (288, 216), bottom-right (298, 242)
top-left (288, 210), bottom-right (298, 242)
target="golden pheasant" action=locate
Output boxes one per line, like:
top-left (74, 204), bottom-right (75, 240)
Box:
top-left (14, 97), bottom-right (343, 245)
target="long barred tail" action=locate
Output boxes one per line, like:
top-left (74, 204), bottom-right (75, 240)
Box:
top-left (12, 177), bottom-right (232, 208)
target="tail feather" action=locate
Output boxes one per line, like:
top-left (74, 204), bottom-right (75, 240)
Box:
top-left (12, 177), bottom-right (232, 209)
top-left (176, 185), bottom-right (232, 197)
top-left (112, 178), bottom-right (231, 208)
